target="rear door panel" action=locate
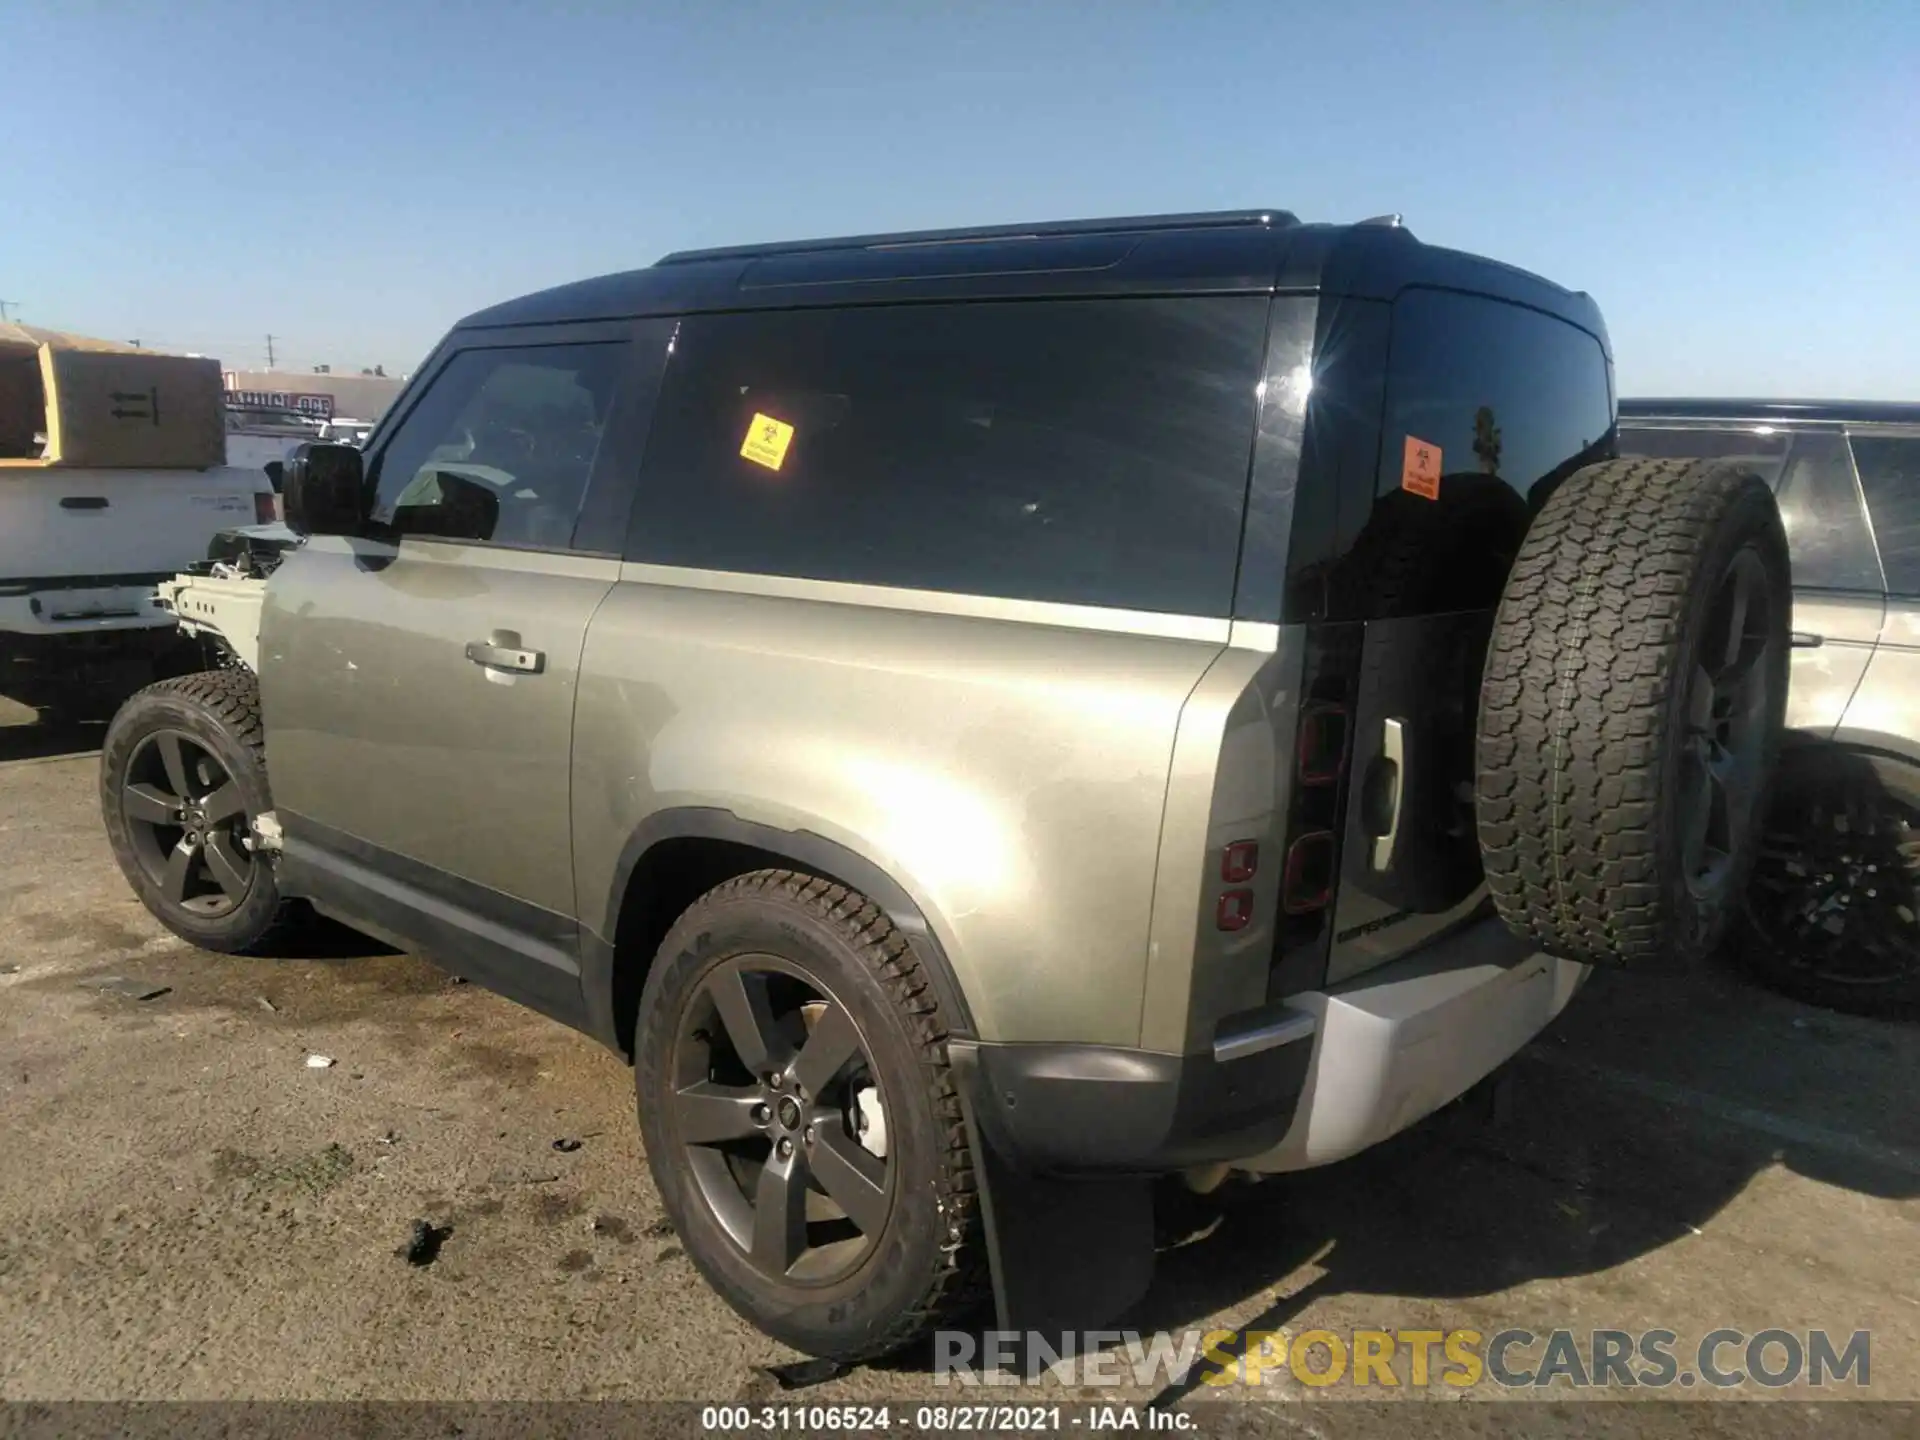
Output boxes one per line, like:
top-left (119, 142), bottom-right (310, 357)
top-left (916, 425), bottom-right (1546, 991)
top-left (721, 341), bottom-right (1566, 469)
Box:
top-left (1328, 608), bottom-right (1493, 982)
top-left (1320, 288), bottom-right (1615, 985)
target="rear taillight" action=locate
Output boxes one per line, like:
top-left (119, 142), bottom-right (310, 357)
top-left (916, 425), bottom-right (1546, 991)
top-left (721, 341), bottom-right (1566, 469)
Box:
top-left (255, 491), bottom-right (280, 525)
top-left (1271, 626), bottom-right (1365, 999)
top-left (1297, 703), bottom-right (1349, 784)
top-left (1281, 831), bottom-right (1336, 914)
top-left (1214, 839), bottom-right (1261, 929)
top-left (1216, 889), bottom-right (1255, 932)
top-left (1221, 840), bottom-right (1260, 884)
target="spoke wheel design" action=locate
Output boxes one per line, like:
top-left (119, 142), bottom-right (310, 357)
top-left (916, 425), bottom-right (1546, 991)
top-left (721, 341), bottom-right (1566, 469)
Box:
top-left (1678, 547), bottom-right (1776, 902)
top-left (120, 728), bottom-right (256, 917)
top-left (1746, 773), bottom-right (1920, 991)
top-left (669, 955), bottom-right (893, 1285)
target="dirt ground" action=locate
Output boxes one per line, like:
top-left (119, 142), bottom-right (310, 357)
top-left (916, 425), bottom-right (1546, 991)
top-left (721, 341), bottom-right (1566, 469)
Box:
top-left (3, 698), bottom-right (1918, 1418)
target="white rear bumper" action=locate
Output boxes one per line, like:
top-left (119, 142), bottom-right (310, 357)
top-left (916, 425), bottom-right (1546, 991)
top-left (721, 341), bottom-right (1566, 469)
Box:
top-left (1233, 919), bottom-right (1589, 1173)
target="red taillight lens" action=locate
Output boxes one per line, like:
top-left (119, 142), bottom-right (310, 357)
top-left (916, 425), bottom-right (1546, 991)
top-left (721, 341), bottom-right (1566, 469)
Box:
top-left (1281, 831), bottom-right (1336, 913)
top-left (1216, 888), bottom-right (1255, 932)
top-left (1298, 703), bottom-right (1349, 784)
top-left (1221, 840), bottom-right (1260, 884)
top-left (255, 491), bottom-right (280, 525)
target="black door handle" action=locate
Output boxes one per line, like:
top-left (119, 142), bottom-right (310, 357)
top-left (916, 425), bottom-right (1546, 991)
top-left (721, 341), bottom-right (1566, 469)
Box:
top-left (1790, 632), bottom-right (1825, 649)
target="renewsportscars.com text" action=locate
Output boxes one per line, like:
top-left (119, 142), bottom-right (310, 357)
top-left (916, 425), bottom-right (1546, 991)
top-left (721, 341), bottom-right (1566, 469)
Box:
top-left (933, 1327), bottom-right (1871, 1390)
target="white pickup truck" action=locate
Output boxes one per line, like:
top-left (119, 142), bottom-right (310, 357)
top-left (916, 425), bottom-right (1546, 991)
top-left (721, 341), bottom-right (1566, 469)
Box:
top-left (1, 327), bottom-right (278, 714)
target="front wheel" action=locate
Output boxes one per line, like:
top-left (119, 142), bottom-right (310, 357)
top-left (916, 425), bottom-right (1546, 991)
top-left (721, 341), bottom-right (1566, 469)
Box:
top-left (634, 870), bottom-right (988, 1360)
top-left (99, 671), bottom-right (293, 953)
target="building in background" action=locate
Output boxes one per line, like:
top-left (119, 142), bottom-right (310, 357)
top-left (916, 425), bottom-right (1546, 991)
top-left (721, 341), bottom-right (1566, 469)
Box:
top-left (221, 369), bottom-right (405, 423)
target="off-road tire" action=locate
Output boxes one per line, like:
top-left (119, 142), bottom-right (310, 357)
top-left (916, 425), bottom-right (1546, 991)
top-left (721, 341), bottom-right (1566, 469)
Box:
top-left (1477, 458), bottom-right (1791, 969)
top-left (634, 870), bottom-right (989, 1361)
top-left (100, 669), bottom-right (295, 953)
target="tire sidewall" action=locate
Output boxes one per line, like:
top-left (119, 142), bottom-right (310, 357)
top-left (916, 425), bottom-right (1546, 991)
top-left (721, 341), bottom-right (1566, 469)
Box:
top-left (1654, 477), bottom-right (1792, 958)
top-left (634, 886), bottom-right (953, 1358)
top-left (100, 687), bottom-right (280, 950)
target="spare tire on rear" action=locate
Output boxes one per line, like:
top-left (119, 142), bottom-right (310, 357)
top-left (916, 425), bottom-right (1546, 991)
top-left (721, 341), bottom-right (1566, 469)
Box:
top-left (1476, 457), bottom-right (1791, 969)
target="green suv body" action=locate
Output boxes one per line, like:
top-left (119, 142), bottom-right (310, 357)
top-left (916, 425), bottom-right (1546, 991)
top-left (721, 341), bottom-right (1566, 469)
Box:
top-left (105, 210), bottom-right (1620, 1356)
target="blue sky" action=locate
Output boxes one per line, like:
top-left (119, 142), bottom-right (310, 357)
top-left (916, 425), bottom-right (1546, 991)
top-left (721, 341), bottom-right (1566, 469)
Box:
top-left (3, 1), bottom-right (1914, 396)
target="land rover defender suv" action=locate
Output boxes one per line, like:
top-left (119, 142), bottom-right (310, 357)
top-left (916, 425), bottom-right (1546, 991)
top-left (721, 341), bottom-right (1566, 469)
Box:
top-left (101, 210), bottom-right (1791, 1360)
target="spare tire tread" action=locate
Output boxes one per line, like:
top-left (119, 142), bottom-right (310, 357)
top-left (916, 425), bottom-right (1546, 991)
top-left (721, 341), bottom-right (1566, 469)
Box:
top-left (1477, 457), bottom-right (1790, 967)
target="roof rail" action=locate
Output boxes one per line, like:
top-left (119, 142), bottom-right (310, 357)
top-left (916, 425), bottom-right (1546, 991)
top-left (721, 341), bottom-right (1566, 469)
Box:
top-left (656, 209), bottom-right (1301, 266)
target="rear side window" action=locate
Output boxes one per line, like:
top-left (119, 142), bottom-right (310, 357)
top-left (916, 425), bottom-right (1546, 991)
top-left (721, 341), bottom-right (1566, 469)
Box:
top-left (367, 342), bottom-right (626, 552)
top-left (1332, 289), bottom-right (1612, 619)
top-left (1618, 423), bottom-right (1789, 481)
top-left (1617, 425), bottom-right (1881, 593)
top-left (1850, 433), bottom-right (1920, 595)
top-left (626, 298), bottom-right (1271, 615)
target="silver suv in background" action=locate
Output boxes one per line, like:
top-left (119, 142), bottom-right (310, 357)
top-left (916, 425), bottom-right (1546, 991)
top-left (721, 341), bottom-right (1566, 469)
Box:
top-left (1620, 400), bottom-right (1920, 1014)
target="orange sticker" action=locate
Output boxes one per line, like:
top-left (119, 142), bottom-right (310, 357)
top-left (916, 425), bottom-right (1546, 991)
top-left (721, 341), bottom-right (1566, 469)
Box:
top-left (1401, 435), bottom-right (1442, 500)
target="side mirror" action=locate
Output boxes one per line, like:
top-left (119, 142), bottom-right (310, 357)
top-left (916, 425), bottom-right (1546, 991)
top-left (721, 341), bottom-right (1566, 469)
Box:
top-left (282, 442), bottom-right (366, 536)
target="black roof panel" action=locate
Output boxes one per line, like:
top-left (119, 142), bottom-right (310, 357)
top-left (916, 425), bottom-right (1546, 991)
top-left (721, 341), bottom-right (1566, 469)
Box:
top-left (456, 209), bottom-right (1606, 353)
top-left (657, 208), bottom-right (1299, 264)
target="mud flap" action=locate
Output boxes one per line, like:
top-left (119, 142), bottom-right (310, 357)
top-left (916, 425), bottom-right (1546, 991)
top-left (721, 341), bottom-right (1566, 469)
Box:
top-left (948, 1042), bottom-right (1155, 1336)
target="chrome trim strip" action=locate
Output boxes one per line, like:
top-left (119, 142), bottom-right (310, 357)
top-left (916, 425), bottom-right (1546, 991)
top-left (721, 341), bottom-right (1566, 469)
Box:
top-left (615, 560), bottom-right (1234, 642)
top-left (1213, 1006), bottom-right (1318, 1063)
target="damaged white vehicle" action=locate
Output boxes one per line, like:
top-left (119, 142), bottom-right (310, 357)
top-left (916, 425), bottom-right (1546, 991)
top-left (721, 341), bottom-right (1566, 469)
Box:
top-left (0, 326), bottom-right (277, 713)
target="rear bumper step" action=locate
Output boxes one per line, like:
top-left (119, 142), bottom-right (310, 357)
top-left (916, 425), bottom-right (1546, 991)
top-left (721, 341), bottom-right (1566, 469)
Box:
top-left (954, 917), bottom-right (1587, 1178)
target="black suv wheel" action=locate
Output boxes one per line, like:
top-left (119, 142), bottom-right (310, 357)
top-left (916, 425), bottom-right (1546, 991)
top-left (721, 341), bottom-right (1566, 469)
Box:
top-left (1736, 748), bottom-right (1920, 1015)
top-left (634, 871), bottom-right (987, 1360)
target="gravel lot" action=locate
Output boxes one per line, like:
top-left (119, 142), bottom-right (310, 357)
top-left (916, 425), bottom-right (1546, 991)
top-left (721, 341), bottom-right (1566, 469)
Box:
top-left (3, 699), bottom-right (1917, 1415)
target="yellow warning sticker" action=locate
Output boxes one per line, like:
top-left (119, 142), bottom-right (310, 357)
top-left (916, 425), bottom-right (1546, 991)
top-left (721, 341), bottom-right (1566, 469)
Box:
top-left (1401, 434), bottom-right (1442, 500)
top-left (740, 412), bottom-right (795, 471)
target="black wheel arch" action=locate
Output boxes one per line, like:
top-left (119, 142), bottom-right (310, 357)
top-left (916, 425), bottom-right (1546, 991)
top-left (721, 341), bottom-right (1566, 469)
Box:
top-left (585, 808), bottom-right (977, 1059)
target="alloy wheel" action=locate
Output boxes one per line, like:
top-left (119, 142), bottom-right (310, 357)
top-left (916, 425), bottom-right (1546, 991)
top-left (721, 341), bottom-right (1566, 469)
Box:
top-left (1679, 546), bottom-right (1776, 900)
top-left (120, 729), bottom-right (256, 917)
top-left (1747, 776), bottom-right (1920, 989)
top-left (668, 956), bottom-right (893, 1284)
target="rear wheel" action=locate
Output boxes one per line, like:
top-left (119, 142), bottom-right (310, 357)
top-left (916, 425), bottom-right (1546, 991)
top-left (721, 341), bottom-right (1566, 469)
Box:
top-left (634, 870), bottom-right (987, 1360)
top-left (1735, 749), bottom-right (1920, 1015)
top-left (100, 670), bottom-right (293, 953)
top-left (1477, 458), bottom-right (1792, 969)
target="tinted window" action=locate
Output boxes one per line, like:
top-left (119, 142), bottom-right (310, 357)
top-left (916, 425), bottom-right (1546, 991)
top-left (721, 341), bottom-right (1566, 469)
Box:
top-left (627, 298), bottom-right (1270, 615)
top-left (1851, 433), bottom-right (1920, 595)
top-left (367, 343), bottom-right (625, 551)
top-left (1619, 425), bottom-right (1881, 592)
top-left (1331, 289), bottom-right (1612, 619)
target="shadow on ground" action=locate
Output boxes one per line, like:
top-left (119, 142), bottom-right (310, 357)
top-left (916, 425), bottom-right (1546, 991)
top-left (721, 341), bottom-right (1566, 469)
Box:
top-left (0, 713), bottom-right (105, 764)
top-left (873, 963), bottom-right (1920, 1388)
